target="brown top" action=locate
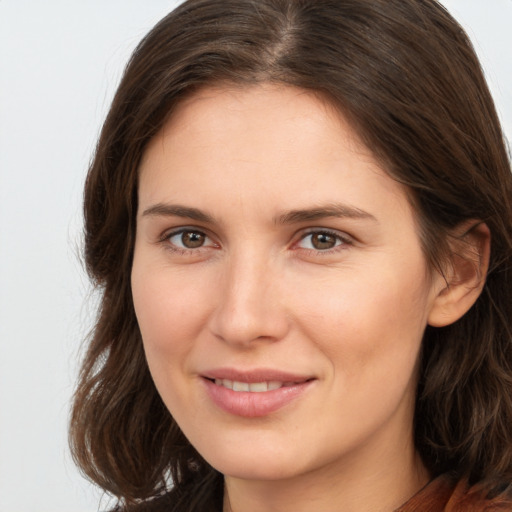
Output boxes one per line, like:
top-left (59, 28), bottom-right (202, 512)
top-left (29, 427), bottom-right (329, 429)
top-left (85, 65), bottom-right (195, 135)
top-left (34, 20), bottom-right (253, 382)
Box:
top-left (120, 474), bottom-right (512, 511)
top-left (395, 475), bottom-right (512, 511)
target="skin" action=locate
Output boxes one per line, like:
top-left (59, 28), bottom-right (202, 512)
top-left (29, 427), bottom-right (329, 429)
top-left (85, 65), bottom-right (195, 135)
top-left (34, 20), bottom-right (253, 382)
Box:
top-left (131, 84), bottom-right (461, 511)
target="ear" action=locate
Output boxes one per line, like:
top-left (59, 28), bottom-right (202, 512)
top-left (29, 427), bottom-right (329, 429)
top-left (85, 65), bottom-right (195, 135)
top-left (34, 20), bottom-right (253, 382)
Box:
top-left (428, 221), bottom-right (491, 328)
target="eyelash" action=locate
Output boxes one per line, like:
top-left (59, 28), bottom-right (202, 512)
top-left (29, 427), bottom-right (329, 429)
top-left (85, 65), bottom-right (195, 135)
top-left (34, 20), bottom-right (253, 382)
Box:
top-left (159, 228), bottom-right (217, 256)
top-left (294, 229), bottom-right (353, 256)
top-left (158, 227), bottom-right (353, 256)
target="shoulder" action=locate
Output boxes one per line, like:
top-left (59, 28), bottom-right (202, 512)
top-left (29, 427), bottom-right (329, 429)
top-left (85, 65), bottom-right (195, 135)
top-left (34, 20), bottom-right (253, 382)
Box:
top-left (396, 474), bottom-right (512, 512)
top-left (445, 480), bottom-right (512, 511)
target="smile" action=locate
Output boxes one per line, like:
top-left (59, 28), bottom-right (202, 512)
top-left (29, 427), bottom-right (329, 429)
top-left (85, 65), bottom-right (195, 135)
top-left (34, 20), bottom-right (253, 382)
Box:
top-left (214, 379), bottom-right (297, 392)
top-left (202, 371), bottom-right (316, 417)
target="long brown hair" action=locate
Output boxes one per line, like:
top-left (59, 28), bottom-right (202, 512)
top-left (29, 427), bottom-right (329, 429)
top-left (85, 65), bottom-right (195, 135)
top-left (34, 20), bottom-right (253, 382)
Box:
top-left (70, 0), bottom-right (512, 509)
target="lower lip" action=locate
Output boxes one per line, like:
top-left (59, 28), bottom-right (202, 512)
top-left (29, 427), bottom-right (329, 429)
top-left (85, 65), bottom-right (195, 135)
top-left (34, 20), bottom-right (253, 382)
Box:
top-left (202, 378), bottom-right (314, 418)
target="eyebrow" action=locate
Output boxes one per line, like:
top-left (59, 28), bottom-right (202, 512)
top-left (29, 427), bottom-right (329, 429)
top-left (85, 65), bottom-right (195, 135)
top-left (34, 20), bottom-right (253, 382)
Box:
top-left (274, 204), bottom-right (377, 225)
top-left (141, 202), bottom-right (377, 225)
top-left (141, 203), bottom-right (215, 223)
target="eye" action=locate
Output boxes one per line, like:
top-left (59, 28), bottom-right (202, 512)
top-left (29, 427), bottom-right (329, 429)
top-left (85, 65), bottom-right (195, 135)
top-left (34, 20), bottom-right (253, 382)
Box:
top-left (166, 229), bottom-right (214, 250)
top-left (297, 230), bottom-right (347, 251)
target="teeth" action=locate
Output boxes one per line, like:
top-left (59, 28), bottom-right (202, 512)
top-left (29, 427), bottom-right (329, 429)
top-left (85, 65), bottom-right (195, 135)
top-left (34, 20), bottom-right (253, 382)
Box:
top-left (233, 381), bottom-right (250, 392)
top-left (248, 382), bottom-right (268, 392)
top-left (215, 378), bottom-right (230, 389)
top-left (214, 379), bottom-right (286, 392)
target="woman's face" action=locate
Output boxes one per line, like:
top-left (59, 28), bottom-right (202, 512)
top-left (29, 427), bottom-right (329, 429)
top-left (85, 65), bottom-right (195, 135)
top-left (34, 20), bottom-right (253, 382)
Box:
top-left (131, 84), bottom-right (443, 482)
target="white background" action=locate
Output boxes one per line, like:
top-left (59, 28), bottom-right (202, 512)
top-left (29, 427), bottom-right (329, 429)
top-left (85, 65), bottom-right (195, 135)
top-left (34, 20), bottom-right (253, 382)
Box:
top-left (0, 1), bottom-right (510, 511)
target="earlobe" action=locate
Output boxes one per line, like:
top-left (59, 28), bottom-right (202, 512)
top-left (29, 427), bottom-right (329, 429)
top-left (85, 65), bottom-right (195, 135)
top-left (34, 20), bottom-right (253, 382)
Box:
top-left (428, 222), bottom-right (491, 328)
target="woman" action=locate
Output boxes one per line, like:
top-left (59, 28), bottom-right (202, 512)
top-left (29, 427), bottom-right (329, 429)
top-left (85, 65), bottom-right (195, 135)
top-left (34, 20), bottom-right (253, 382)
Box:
top-left (70, 0), bottom-right (512, 510)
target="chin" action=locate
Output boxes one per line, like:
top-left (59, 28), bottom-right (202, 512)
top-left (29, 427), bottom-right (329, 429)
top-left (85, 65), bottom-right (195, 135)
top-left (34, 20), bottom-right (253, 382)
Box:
top-left (214, 459), bottom-right (298, 482)
top-left (198, 440), bottom-right (304, 481)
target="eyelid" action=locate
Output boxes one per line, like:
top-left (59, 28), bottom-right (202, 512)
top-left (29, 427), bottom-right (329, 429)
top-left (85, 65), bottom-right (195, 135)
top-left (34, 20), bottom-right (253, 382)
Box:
top-left (292, 227), bottom-right (354, 252)
top-left (156, 225), bottom-right (353, 255)
top-left (159, 226), bottom-right (219, 251)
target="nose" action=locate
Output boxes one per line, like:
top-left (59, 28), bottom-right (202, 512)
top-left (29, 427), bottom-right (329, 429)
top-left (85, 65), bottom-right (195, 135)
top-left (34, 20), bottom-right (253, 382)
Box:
top-left (208, 252), bottom-right (290, 347)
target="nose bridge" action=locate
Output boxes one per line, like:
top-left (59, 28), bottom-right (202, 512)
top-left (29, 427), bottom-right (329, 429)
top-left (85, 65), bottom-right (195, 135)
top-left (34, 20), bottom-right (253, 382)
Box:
top-left (209, 246), bottom-right (288, 346)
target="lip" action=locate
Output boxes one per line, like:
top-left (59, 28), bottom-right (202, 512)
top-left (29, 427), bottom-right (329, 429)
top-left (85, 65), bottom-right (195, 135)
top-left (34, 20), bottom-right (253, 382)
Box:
top-left (201, 367), bottom-right (315, 418)
top-left (202, 367), bottom-right (313, 383)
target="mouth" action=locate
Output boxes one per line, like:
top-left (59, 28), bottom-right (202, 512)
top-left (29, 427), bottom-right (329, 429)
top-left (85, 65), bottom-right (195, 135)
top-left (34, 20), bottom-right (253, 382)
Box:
top-left (209, 378), bottom-right (310, 392)
top-left (201, 369), bottom-right (316, 417)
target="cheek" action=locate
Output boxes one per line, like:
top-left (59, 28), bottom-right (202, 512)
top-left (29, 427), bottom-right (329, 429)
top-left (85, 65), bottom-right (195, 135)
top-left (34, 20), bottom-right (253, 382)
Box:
top-left (288, 262), bottom-right (431, 382)
top-left (131, 263), bottom-right (218, 422)
top-left (131, 263), bottom-right (213, 371)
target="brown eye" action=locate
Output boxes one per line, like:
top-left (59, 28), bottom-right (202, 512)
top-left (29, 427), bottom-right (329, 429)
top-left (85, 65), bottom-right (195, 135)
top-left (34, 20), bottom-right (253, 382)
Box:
top-left (181, 231), bottom-right (206, 248)
top-left (297, 231), bottom-right (345, 251)
top-left (167, 229), bottom-right (211, 250)
top-left (311, 232), bottom-right (337, 250)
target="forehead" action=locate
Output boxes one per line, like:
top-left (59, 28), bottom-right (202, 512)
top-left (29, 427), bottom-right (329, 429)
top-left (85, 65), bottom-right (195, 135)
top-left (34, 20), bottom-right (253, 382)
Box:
top-left (143, 83), bottom-right (373, 162)
top-left (137, 83), bottom-right (414, 225)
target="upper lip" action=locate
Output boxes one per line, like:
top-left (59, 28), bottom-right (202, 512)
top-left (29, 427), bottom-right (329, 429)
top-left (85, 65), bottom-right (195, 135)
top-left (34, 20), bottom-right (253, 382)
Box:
top-left (201, 367), bottom-right (315, 383)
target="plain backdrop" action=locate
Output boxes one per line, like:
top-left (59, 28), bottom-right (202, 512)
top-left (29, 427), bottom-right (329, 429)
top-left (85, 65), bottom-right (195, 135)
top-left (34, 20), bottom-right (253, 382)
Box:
top-left (0, 1), bottom-right (510, 511)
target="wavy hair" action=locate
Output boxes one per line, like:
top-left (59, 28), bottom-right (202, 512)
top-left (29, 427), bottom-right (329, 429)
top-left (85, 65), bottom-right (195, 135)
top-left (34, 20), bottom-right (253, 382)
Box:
top-left (70, 0), bottom-right (512, 509)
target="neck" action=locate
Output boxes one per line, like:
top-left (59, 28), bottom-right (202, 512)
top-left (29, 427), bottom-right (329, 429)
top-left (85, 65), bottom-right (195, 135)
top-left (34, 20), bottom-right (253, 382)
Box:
top-left (223, 434), bottom-right (429, 512)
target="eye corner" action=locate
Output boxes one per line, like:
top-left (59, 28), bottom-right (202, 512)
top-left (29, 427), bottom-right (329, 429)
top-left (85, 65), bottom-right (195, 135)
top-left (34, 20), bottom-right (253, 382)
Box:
top-left (292, 228), bottom-right (354, 255)
top-left (158, 226), bottom-right (220, 256)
